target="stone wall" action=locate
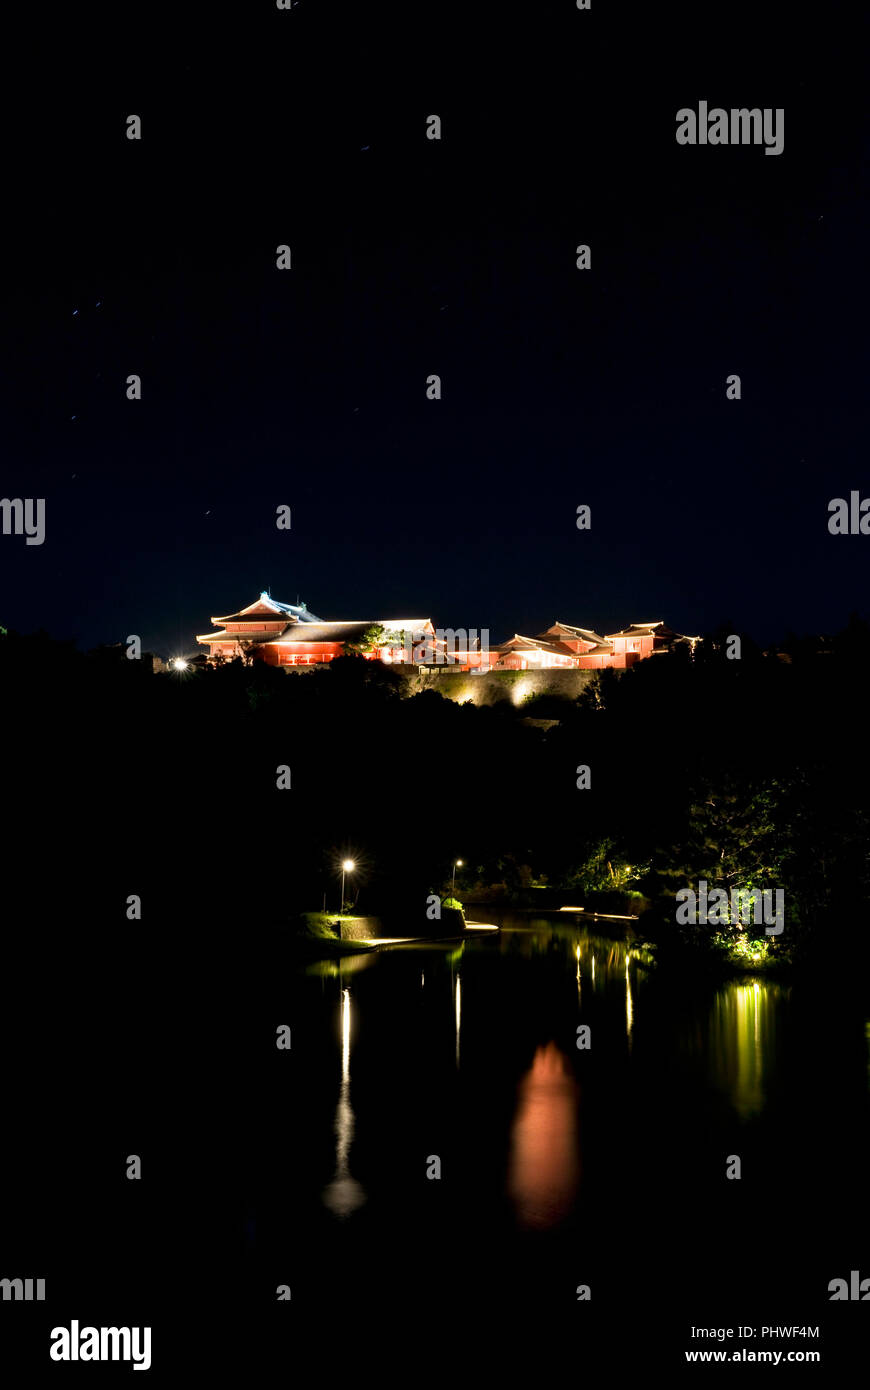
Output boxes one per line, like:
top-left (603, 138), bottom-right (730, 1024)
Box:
top-left (282, 660), bottom-right (605, 707)
top-left (403, 666), bottom-right (600, 706)
top-left (339, 915), bottom-right (383, 941)
top-left (341, 906), bottom-right (467, 939)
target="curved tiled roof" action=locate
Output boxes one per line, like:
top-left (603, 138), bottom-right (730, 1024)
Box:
top-left (212, 592), bottom-right (323, 624)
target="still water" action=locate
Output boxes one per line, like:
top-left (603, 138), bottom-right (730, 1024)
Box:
top-left (244, 915), bottom-right (870, 1320)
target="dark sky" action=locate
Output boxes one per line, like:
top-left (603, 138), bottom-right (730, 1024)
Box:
top-left (1, 1), bottom-right (866, 657)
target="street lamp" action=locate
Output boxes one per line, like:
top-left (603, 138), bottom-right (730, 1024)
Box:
top-left (452, 859), bottom-right (463, 895)
top-left (340, 860), bottom-right (355, 919)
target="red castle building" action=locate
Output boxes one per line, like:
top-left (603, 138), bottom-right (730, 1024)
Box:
top-left (196, 595), bottom-right (700, 672)
top-left (480, 620), bottom-right (700, 671)
top-left (196, 592), bottom-right (439, 667)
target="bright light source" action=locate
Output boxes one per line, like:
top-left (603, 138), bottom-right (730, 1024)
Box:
top-left (342, 859), bottom-right (355, 872)
top-left (172, 658), bottom-right (189, 671)
top-left (456, 859), bottom-right (463, 867)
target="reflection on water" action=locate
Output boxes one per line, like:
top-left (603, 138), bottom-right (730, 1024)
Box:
top-left (455, 973), bottom-right (461, 1067)
top-left (507, 1042), bottom-right (581, 1229)
top-left (307, 921), bottom-right (802, 1238)
top-left (709, 979), bottom-right (787, 1120)
top-left (322, 988), bottom-right (366, 1217)
top-left (305, 952), bottom-right (375, 979)
top-left (625, 954), bottom-right (634, 1048)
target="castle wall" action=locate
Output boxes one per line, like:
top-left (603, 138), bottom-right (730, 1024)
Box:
top-left (401, 666), bottom-right (602, 705)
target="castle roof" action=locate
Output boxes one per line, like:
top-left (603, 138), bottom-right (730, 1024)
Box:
top-left (543, 620), bottom-right (608, 642)
top-left (272, 621), bottom-right (385, 645)
top-left (605, 621), bottom-right (701, 644)
top-left (492, 634), bottom-right (579, 658)
top-left (196, 616), bottom-right (438, 647)
top-left (537, 621), bottom-right (613, 651)
top-left (211, 592), bottom-right (323, 624)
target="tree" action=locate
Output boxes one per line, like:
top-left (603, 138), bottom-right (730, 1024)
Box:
top-left (343, 623), bottom-right (387, 657)
top-left (644, 775), bottom-right (794, 950)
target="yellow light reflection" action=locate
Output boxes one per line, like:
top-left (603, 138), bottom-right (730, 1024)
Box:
top-left (625, 954), bottom-right (634, 1046)
top-left (709, 980), bottom-right (785, 1121)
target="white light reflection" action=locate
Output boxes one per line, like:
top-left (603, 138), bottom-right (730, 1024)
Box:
top-left (322, 987), bottom-right (366, 1217)
top-left (455, 974), bottom-right (461, 1067)
top-left (341, 984), bottom-right (351, 1084)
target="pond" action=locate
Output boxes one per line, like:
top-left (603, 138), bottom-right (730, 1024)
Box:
top-left (242, 913), bottom-right (870, 1340)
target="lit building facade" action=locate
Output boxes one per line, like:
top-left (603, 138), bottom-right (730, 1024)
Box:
top-left (196, 593), bottom-right (439, 667)
top-left (473, 621), bottom-right (701, 672)
top-left (196, 595), bottom-right (700, 673)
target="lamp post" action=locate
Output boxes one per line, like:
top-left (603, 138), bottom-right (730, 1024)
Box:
top-left (340, 860), bottom-right (355, 927)
top-left (452, 859), bottom-right (463, 895)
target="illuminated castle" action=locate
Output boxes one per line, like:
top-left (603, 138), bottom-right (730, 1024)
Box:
top-left (196, 595), bottom-right (699, 672)
top-left (484, 621), bottom-right (701, 671)
top-left (196, 592), bottom-right (439, 667)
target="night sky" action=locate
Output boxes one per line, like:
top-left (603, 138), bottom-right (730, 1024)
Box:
top-left (2, 1), bottom-right (866, 657)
